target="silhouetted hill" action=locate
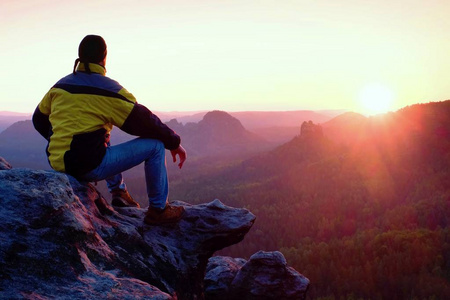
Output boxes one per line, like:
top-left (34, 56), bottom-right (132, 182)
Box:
top-left (321, 112), bottom-right (369, 145)
top-left (0, 112), bottom-right (32, 133)
top-left (160, 110), bottom-right (338, 144)
top-left (0, 120), bottom-right (48, 169)
top-left (166, 110), bottom-right (271, 158)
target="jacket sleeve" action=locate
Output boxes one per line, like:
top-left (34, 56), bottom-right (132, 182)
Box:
top-left (120, 103), bottom-right (181, 150)
top-left (32, 105), bottom-right (52, 141)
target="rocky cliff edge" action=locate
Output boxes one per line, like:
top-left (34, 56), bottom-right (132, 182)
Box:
top-left (0, 157), bottom-right (309, 299)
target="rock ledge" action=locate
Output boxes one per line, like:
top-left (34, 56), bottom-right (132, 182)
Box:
top-left (0, 158), bottom-right (309, 299)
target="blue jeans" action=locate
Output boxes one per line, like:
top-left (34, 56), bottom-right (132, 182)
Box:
top-left (80, 138), bottom-right (168, 209)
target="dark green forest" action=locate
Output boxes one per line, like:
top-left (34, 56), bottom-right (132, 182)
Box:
top-left (168, 101), bottom-right (450, 299)
top-left (103, 101), bottom-right (450, 299)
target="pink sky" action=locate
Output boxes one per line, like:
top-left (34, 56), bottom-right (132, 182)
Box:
top-left (1, 0), bottom-right (449, 115)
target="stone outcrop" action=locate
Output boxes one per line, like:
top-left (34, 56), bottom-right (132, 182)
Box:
top-left (0, 157), bottom-right (309, 299)
top-left (300, 120), bottom-right (323, 138)
top-left (205, 252), bottom-right (309, 300)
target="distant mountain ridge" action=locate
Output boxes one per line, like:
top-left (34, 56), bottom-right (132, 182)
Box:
top-left (0, 120), bottom-right (47, 169)
top-left (158, 109), bottom-right (342, 129)
top-left (0, 110), bottom-right (274, 168)
top-left (0, 109), bottom-right (338, 147)
top-left (0, 109), bottom-right (340, 133)
top-left (174, 100), bottom-right (450, 202)
top-left (0, 111), bottom-right (31, 132)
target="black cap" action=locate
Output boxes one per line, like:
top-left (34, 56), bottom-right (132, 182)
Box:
top-left (78, 35), bottom-right (107, 63)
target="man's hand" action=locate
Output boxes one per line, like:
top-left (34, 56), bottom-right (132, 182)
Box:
top-left (170, 145), bottom-right (187, 169)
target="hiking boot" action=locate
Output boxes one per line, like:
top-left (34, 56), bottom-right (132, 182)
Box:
top-left (144, 204), bottom-right (185, 225)
top-left (111, 189), bottom-right (140, 208)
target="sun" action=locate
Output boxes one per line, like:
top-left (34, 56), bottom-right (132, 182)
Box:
top-left (357, 83), bottom-right (394, 115)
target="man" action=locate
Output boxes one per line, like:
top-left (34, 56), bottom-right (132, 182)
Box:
top-left (32, 35), bottom-right (186, 225)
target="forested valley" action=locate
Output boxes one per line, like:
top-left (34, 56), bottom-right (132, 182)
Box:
top-left (164, 101), bottom-right (450, 299)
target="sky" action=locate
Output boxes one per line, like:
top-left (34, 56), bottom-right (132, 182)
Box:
top-left (1, 0), bottom-right (449, 115)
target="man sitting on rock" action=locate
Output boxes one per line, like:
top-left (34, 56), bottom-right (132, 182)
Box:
top-left (32, 34), bottom-right (186, 225)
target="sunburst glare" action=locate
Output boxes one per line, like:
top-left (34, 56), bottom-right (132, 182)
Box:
top-left (357, 83), bottom-right (395, 115)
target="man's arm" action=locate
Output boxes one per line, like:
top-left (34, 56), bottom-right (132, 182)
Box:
top-left (120, 103), bottom-right (181, 150)
top-left (32, 106), bottom-right (51, 141)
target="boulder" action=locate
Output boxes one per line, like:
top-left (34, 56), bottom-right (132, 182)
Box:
top-left (205, 251), bottom-right (309, 300)
top-left (205, 256), bottom-right (246, 298)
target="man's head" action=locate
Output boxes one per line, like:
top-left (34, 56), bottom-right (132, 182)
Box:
top-left (73, 35), bottom-right (107, 74)
top-left (79, 35), bottom-right (107, 64)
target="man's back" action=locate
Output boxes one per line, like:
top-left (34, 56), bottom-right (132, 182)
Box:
top-left (37, 63), bottom-right (136, 176)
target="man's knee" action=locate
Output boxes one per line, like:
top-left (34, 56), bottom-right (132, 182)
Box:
top-left (154, 139), bottom-right (165, 153)
top-left (141, 138), bottom-right (165, 155)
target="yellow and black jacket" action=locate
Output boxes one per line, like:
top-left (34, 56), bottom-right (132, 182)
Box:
top-left (32, 63), bottom-right (180, 177)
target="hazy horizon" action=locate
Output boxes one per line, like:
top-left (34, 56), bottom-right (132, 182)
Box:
top-left (0, 107), bottom-right (349, 115)
top-left (0, 106), bottom-right (345, 133)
